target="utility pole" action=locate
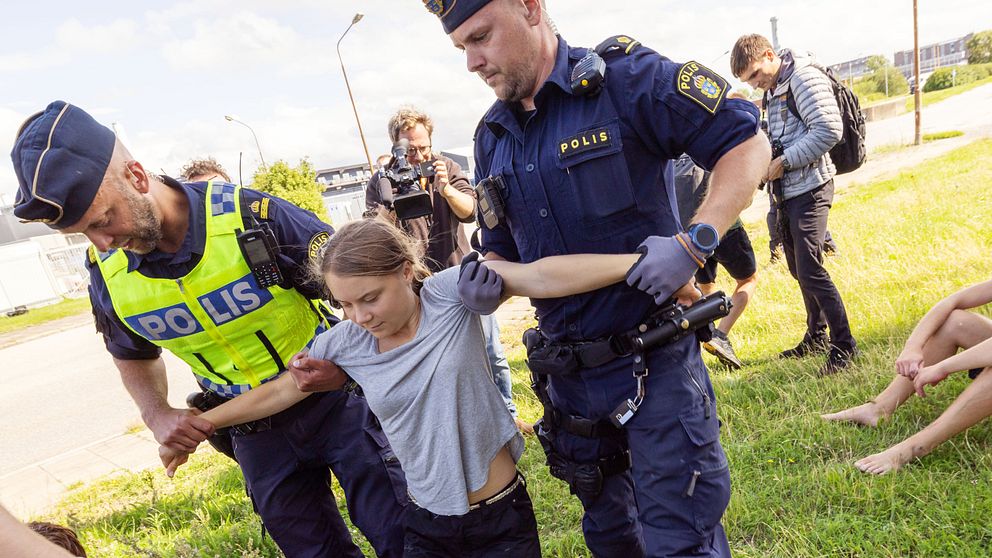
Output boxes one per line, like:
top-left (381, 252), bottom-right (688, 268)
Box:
top-left (770, 17), bottom-right (780, 50)
top-left (913, 0), bottom-right (922, 145)
top-left (337, 13), bottom-right (374, 174)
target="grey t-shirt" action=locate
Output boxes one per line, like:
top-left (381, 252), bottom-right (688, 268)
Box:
top-left (310, 266), bottom-right (524, 516)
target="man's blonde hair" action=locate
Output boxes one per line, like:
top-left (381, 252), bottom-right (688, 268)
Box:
top-left (387, 106), bottom-right (434, 143)
top-left (730, 34), bottom-right (774, 79)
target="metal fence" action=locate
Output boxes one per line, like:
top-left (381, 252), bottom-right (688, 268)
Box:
top-left (43, 243), bottom-right (90, 298)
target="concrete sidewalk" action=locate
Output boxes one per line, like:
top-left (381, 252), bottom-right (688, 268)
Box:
top-left (0, 429), bottom-right (162, 518)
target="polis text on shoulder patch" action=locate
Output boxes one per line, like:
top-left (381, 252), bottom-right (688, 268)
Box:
top-left (308, 231), bottom-right (330, 262)
top-left (558, 126), bottom-right (613, 160)
top-left (677, 61), bottom-right (728, 114)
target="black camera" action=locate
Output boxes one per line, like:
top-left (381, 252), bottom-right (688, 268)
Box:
top-left (771, 138), bottom-right (784, 159)
top-left (379, 138), bottom-right (435, 221)
top-left (766, 138), bottom-right (785, 197)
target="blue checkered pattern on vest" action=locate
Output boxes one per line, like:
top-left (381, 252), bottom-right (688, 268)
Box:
top-left (210, 182), bottom-right (237, 216)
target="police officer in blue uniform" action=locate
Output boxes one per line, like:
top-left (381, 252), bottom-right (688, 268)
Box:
top-left (426, 1), bottom-right (771, 556)
top-left (10, 101), bottom-right (407, 558)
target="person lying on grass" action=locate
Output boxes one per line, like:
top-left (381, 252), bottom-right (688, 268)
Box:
top-left (158, 217), bottom-right (641, 555)
top-left (822, 278), bottom-right (992, 474)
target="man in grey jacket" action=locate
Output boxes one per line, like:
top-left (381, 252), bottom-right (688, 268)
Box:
top-left (731, 34), bottom-right (858, 375)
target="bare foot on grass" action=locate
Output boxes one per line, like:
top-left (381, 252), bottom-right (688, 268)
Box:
top-left (821, 401), bottom-right (887, 427)
top-left (854, 442), bottom-right (916, 475)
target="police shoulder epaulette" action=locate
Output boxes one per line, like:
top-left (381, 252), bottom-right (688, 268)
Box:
top-left (241, 189), bottom-right (273, 223)
top-left (594, 35), bottom-right (641, 58)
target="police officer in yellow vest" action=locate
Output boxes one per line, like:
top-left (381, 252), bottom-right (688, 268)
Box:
top-left (10, 101), bottom-right (407, 558)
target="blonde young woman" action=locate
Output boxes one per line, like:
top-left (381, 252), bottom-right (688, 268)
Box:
top-left (160, 217), bottom-right (639, 555)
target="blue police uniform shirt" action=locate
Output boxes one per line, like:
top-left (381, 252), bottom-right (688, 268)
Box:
top-left (474, 37), bottom-right (760, 342)
top-left (87, 176), bottom-right (333, 360)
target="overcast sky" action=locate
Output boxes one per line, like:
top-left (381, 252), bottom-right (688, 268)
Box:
top-left (1, 0), bottom-right (987, 202)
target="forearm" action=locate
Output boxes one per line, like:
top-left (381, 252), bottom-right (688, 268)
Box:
top-left (115, 357), bottom-right (172, 422)
top-left (487, 254), bottom-right (639, 299)
top-left (931, 334), bottom-right (992, 377)
top-left (201, 374), bottom-right (309, 428)
top-left (442, 186), bottom-right (476, 220)
top-left (693, 133), bottom-right (769, 234)
top-left (783, 118), bottom-right (842, 169)
top-left (0, 505), bottom-right (75, 558)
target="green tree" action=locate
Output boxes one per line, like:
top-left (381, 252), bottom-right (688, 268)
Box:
top-left (865, 54), bottom-right (889, 72)
top-left (250, 159), bottom-right (331, 223)
top-left (966, 30), bottom-right (992, 64)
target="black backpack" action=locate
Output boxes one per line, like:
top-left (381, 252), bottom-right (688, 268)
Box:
top-left (778, 65), bottom-right (867, 175)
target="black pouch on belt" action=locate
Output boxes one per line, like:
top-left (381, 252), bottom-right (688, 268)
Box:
top-left (523, 327), bottom-right (580, 376)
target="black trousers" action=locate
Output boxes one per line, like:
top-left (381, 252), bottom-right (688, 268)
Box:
top-left (403, 475), bottom-right (541, 558)
top-left (778, 180), bottom-right (856, 352)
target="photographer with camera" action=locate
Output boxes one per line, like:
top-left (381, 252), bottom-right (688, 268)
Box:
top-left (367, 106), bottom-right (475, 269)
top-left (732, 33), bottom-right (858, 376)
top-left (366, 106), bottom-right (528, 431)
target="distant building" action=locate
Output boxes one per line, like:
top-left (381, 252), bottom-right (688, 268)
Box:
top-left (0, 205), bottom-right (53, 246)
top-left (829, 55), bottom-right (873, 83)
top-left (316, 149), bottom-right (474, 226)
top-left (316, 162), bottom-right (372, 225)
top-left (894, 33), bottom-right (972, 79)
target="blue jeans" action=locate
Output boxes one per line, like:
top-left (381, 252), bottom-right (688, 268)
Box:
top-left (482, 314), bottom-right (516, 417)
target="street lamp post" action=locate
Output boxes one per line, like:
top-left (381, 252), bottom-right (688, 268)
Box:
top-left (337, 13), bottom-right (374, 174)
top-left (224, 115), bottom-right (267, 168)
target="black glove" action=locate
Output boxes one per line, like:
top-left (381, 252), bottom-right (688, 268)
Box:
top-left (457, 252), bottom-right (504, 315)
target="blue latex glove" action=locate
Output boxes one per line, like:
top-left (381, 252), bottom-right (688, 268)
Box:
top-left (625, 233), bottom-right (706, 305)
top-left (458, 252), bottom-right (504, 315)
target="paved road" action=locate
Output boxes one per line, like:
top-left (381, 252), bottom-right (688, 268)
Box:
top-left (866, 83), bottom-right (992, 150)
top-left (0, 324), bottom-right (197, 476)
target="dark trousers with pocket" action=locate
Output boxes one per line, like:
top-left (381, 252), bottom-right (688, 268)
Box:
top-left (403, 475), bottom-right (541, 558)
top-left (549, 336), bottom-right (733, 558)
top-left (778, 180), bottom-right (856, 352)
top-left (230, 390), bottom-right (408, 558)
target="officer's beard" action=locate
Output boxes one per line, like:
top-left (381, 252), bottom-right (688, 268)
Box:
top-left (122, 187), bottom-right (163, 254)
top-left (489, 57), bottom-right (538, 103)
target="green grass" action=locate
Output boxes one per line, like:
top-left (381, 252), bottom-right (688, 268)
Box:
top-left (905, 75), bottom-right (992, 112)
top-left (871, 130), bottom-right (965, 155)
top-left (35, 141), bottom-right (992, 556)
top-left (922, 130), bottom-right (965, 141)
top-left (0, 297), bottom-right (90, 334)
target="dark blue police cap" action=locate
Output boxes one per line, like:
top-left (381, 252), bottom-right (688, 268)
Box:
top-left (422, 0), bottom-right (493, 34)
top-left (10, 101), bottom-right (116, 229)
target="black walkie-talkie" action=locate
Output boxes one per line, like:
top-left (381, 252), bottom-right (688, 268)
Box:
top-left (237, 224), bottom-right (284, 288)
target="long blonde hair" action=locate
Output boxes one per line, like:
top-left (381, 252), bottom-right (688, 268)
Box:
top-left (316, 217), bottom-right (431, 298)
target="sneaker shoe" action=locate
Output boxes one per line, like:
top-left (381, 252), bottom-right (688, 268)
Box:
top-left (818, 346), bottom-right (860, 376)
top-left (779, 335), bottom-right (830, 359)
top-left (703, 330), bottom-right (743, 369)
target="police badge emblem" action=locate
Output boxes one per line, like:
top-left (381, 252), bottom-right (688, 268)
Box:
top-left (677, 61), bottom-right (728, 114)
top-left (423, 0), bottom-right (454, 17)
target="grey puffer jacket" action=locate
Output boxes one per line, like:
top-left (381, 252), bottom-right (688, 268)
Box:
top-left (766, 49), bottom-right (842, 200)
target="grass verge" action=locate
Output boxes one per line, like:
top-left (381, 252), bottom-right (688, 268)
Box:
top-left (0, 297), bottom-right (90, 335)
top-left (33, 140), bottom-right (992, 556)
